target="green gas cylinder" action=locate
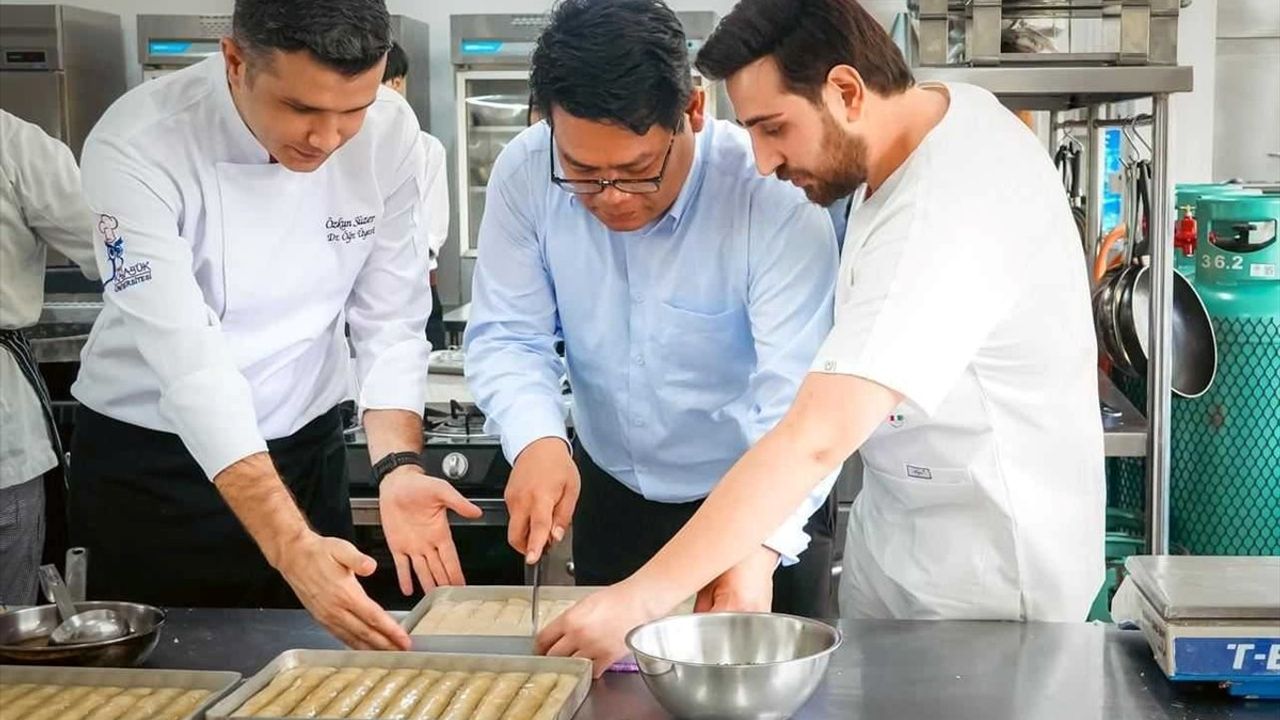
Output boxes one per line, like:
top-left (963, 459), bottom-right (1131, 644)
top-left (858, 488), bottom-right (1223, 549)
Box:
top-left (1171, 195), bottom-right (1280, 555)
top-left (1172, 184), bottom-right (1261, 278)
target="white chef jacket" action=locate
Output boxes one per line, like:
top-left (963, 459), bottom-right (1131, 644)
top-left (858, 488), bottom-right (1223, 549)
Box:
top-left (419, 131), bottom-right (448, 271)
top-left (0, 111), bottom-right (98, 488)
top-left (72, 55), bottom-right (433, 480)
top-left (819, 83), bottom-right (1105, 622)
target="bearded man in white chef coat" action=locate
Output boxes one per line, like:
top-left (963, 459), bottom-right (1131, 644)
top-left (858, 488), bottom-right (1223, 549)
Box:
top-left (540, 0), bottom-right (1106, 675)
top-left (67, 0), bottom-right (477, 651)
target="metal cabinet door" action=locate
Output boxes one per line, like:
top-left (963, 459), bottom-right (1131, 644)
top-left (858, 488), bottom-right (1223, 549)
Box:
top-left (1213, 38), bottom-right (1280, 182)
top-left (0, 70), bottom-right (68, 144)
top-left (1214, 1), bottom-right (1280, 182)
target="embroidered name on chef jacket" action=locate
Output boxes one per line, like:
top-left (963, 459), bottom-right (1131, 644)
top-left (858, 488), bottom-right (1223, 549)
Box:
top-left (98, 214), bottom-right (153, 292)
top-left (325, 214), bottom-right (377, 244)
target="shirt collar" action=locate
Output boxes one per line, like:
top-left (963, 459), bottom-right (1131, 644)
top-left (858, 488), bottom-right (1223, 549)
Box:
top-left (661, 122), bottom-right (708, 232)
top-left (205, 54), bottom-right (272, 164)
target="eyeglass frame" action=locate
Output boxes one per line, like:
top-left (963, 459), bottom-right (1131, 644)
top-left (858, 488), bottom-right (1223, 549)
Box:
top-left (549, 131), bottom-right (677, 196)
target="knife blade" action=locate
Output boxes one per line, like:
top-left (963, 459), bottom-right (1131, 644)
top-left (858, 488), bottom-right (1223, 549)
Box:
top-left (531, 555), bottom-right (545, 635)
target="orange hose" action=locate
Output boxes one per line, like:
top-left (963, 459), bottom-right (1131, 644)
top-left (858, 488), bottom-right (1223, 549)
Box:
top-left (1093, 224), bottom-right (1128, 284)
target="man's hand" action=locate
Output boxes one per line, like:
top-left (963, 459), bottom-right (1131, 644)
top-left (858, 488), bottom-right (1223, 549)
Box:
top-left (271, 530), bottom-right (411, 651)
top-left (380, 466), bottom-right (483, 594)
top-left (215, 452), bottom-right (408, 651)
top-left (506, 437), bottom-right (579, 564)
top-left (694, 546), bottom-right (778, 613)
top-left (536, 579), bottom-right (665, 677)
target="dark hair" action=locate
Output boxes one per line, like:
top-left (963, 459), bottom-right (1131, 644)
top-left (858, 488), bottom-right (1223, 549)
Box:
top-left (232, 0), bottom-right (391, 76)
top-left (530, 0), bottom-right (692, 134)
top-left (383, 42), bottom-right (409, 82)
top-left (695, 0), bottom-right (912, 101)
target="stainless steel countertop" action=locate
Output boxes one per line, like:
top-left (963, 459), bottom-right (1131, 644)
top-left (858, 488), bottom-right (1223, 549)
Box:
top-left (143, 609), bottom-right (1271, 719)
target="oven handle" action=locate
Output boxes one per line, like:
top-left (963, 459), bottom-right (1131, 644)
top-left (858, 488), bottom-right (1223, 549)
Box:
top-left (350, 497), bottom-right (510, 528)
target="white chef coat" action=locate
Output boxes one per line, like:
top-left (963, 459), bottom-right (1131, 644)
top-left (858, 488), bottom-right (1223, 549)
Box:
top-left (72, 54), bottom-right (433, 480)
top-left (0, 110), bottom-right (98, 489)
top-left (419, 131), bottom-right (448, 271)
top-left (819, 83), bottom-right (1105, 622)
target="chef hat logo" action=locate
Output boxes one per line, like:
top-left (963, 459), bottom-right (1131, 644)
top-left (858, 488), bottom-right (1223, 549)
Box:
top-left (98, 214), bottom-right (119, 239)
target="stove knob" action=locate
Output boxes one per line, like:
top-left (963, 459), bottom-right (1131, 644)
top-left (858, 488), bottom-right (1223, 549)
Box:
top-left (441, 452), bottom-right (470, 481)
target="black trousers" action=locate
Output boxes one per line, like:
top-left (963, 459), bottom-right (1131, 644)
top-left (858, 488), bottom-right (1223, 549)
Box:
top-left (571, 443), bottom-right (836, 618)
top-left (68, 405), bottom-right (352, 608)
top-left (427, 284), bottom-right (446, 350)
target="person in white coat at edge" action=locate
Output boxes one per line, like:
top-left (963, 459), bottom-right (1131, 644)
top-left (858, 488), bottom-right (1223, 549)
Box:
top-left (0, 110), bottom-right (98, 605)
top-left (538, 0), bottom-right (1106, 675)
top-left (380, 42), bottom-right (450, 351)
top-left (67, 0), bottom-right (480, 651)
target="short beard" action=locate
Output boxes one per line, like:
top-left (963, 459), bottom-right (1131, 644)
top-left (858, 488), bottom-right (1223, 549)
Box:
top-left (778, 111), bottom-right (868, 207)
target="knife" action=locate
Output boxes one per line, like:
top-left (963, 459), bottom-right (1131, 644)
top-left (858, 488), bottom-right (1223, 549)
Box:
top-left (530, 554), bottom-right (545, 635)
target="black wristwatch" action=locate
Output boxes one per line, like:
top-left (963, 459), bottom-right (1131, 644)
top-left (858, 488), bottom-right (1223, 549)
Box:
top-left (372, 451), bottom-right (423, 484)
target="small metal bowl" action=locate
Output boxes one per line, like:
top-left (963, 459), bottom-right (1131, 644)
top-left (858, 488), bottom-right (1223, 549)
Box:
top-left (0, 601), bottom-right (166, 666)
top-left (626, 612), bottom-right (841, 720)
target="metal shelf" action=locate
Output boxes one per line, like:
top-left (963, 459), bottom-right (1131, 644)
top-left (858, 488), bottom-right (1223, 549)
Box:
top-left (913, 65), bottom-right (1193, 110)
top-left (1100, 371), bottom-right (1148, 457)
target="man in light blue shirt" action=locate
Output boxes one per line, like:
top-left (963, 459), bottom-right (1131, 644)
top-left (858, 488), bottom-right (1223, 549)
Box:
top-left (464, 0), bottom-right (839, 614)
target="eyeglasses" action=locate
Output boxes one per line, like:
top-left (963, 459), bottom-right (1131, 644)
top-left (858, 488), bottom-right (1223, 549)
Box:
top-left (550, 133), bottom-right (676, 195)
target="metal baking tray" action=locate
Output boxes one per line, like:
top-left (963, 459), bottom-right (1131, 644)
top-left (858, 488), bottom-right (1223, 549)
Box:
top-left (0, 665), bottom-right (241, 720)
top-left (204, 649), bottom-right (592, 720)
top-left (400, 586), bottom-right (597, 654)
top-left (400, 586), bottom-right (696, 657)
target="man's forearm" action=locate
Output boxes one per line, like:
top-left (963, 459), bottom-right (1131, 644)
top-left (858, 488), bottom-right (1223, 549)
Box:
top-left (363, 408), bottom-right (424, 462)
top-left (214, 452), bottom-right (310, 569)
top-left (629, 373), bottom-right (900, 614)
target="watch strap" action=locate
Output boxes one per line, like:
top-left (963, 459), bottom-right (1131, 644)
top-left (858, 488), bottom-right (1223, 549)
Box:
top-left (372, 451), bottom-right (423, 484)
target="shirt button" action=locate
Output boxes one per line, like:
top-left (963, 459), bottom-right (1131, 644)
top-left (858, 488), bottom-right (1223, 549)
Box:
top-left (634, 355), bottom-right (645, 366)
top-left (633, 417), bottom-right (645, 427)
top-left (633, 294), bottom-right (644, 304)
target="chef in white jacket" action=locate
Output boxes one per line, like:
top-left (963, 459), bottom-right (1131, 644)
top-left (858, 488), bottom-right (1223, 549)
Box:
top-left (540, 0), bottom-right (1105, 674)
top-left (68, 0), bottom-right (479, 651)
top-left (381, 42), bottom-right (450, 349)
top-left (0, 110), bottom-right (98, 605)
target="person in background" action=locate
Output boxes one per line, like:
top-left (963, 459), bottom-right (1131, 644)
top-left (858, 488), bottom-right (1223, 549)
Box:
top-left (67, 0), bottom-right (476, 650)
top-left (382, 42), bottom-right (450, 351)
top-left (540, 0), bottom-right (1104, 674)
top-left (463, 0), bottom-right (840, 617)
top-left (0, 109), bottom-right (98, 605)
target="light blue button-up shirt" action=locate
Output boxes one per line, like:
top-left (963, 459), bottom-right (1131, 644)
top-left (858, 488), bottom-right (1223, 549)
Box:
top-left (464, 118), bottom-right (838, 562)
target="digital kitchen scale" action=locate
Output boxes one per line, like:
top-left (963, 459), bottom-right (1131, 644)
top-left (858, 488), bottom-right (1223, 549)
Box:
top-left (1127, 555), bottom-right (1280, 699)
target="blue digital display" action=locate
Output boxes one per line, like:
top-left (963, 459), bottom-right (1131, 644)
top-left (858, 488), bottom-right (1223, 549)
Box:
top-left (461, 40), bottom-right (504, 55)
top-left (148, 40), bottom-right (220, 56)
top-left (149, 41), bottom-right (192, 55)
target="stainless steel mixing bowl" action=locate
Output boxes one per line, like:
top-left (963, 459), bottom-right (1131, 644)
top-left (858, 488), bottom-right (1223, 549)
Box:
top-left (0, 601), bottom-right (165, 666)
top-left (626, 612), bottom-right (841, 720)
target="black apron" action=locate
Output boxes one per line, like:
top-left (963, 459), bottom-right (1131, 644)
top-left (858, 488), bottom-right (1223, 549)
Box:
top-left (0, 328), bottom-right (66, 482)
top-left (571, 440), bottom-right (836, 619)
top-left (68, 405), bottom-right (352, 608)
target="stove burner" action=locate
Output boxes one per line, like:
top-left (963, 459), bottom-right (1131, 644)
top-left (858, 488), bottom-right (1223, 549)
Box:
top-left (426, 399), bottom-right (498, 443)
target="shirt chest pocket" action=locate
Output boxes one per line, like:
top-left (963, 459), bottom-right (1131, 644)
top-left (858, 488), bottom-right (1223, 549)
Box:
top-left (653, 301), bottom-right (751, 408)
